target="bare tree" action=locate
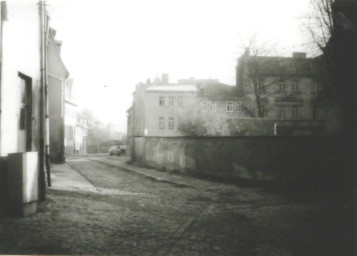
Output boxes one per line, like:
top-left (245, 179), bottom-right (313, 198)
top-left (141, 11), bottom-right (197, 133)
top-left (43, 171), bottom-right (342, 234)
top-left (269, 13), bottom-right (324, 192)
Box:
top-left (178, 110), bottom-right (231, 136)
top-left (304, 0), bottom-right (356, 115)
top-left (237, 34), bottom-right (293, 118)
top-left (305, 0), bottom-right (334, 55)
top-left (304, 0), bottom-right (357, 196)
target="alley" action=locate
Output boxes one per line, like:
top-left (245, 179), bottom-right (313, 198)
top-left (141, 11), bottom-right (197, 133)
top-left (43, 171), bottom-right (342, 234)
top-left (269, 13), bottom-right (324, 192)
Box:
top-left (0, 155), bottom-right (352, 255)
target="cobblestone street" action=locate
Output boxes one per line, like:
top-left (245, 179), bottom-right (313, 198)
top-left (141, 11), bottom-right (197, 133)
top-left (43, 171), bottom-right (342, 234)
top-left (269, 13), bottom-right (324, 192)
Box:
top-left (0, 155), bottom-right (353, 255)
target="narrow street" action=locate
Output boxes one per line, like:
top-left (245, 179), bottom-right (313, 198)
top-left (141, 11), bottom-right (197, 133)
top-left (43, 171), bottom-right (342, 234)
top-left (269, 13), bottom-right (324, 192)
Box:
top-left (0, 155), bottom-right (352, 255)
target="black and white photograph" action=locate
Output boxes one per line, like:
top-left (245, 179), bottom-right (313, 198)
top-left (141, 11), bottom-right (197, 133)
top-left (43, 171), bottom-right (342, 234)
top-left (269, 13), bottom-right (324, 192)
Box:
top-left (0, 0), bottom-right (355, 255)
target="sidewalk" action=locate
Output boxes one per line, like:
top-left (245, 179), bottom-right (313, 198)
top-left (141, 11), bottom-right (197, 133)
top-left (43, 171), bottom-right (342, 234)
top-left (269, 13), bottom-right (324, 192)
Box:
top-left (50, 161), bottom-right (97, 192)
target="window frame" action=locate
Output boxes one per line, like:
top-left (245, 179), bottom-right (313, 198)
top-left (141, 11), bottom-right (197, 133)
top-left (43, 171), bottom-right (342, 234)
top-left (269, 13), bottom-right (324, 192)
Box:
top-left (168, 117), bottom-right (175, 129)
top-left (178, 97), bottom-right (183, 107)
top-left (159, 96), bottom-right (165, 106)
top-left (291, 106), bottom-right (300, 119)
top-left (169, 96), bottom-right (174, 107)
top-left (278, 106), bottom-right (286, 119)
top-left (226, 101), bottom-right (234, 112)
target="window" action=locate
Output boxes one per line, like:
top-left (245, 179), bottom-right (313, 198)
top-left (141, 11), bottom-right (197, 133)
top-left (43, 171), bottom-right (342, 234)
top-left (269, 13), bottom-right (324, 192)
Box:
top-left (69, 126), bottom-right (74, 140)
top-left (168, 117), bottom-right (175, 129)
top-left (292, 106), bottom-right (300, 119)
top-left (169, 97), bottom-right (174, 106)
top-left (226, 102), bottom-right (233, 112)
top-left (312, 106), bottom-right (318, 120)
top-left (292, 81), bottom-right (299, 93)
top-left (312, 84), bottom-right (319, 95)
top-left (66, 125), bottom-right (70, 139)
top-left (278, 107), bottom-right (286, 119)
top-left (279, 83), bottom-right (286, 93)
top-left (178, 97), bottom-right (183, 107)
top-left (235, 102), bottom-right (243, 111)
top-left (202, 101), bottom-right (208, 112)
top-left (159, 117), bottom-right (165, 129)
top-left (159, 96), bottom-right (165, 106)
top-left (208, 102), bottom-right (216, 112)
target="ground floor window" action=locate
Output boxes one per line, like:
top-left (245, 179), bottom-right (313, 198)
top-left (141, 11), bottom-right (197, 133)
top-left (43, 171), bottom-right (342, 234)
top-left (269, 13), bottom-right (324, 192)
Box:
top-left (278, 107), bottom-right (286, 119)
top-left (159, 117), bottom-right (165, 129)
top-left (292, 106), bottom-right (300, 119)
top-left (168, 117), bottom-right (175, 129)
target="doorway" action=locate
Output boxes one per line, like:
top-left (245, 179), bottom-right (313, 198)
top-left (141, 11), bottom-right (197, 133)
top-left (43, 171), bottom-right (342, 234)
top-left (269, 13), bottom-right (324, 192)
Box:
top-left (17, 73), bottom-right (32, 152)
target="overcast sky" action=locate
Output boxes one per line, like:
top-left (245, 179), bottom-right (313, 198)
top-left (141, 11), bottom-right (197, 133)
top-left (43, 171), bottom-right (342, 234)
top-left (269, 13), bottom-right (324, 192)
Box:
top-left (45, 0), bottom-right (311, 132)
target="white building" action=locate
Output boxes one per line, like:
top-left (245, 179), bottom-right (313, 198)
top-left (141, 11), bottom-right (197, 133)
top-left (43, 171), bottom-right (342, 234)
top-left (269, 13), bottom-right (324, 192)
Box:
top-left (0, 1), bottom-right (49, 216)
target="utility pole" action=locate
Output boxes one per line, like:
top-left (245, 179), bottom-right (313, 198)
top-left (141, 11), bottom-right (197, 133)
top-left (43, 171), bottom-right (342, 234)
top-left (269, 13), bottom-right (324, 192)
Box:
top-left (38, 0), bottom-right (47, 201)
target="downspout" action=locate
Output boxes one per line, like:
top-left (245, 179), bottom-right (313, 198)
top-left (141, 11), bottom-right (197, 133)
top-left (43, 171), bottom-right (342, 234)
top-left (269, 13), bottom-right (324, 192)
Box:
top-left (44, 12), bottom-right (51, 187)
top-left (0, 1), bottom-right (6, 156)
top-left (38, 0), bottom-right (46, 201)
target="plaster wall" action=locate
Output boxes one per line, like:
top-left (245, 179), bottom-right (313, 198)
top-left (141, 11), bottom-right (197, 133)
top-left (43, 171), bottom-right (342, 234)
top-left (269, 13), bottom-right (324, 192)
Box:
top-left (0, 3), bottom-right (42, 156)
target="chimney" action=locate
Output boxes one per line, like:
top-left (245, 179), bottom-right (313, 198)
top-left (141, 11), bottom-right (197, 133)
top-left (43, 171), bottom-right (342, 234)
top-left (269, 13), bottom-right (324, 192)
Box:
top-left (292, 52), bottom-right (307, 59)
top-left (146, 78), bottom-right (151, 84)
top-left (162, 73), bottom-right (169, 84)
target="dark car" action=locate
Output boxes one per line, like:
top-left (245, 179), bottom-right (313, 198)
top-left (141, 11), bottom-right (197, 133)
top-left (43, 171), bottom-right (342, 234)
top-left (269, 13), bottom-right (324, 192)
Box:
top-left (109, 148), bottom-right (123, 156)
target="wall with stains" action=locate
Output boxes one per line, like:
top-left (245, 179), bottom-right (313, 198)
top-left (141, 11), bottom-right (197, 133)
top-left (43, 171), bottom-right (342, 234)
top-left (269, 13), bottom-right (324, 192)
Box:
top-left (131, 136), bottom-right (344, 188)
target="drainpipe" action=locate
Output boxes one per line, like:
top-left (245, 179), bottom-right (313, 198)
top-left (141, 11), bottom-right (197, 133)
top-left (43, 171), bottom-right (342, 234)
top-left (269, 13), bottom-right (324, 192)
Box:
top-left (44, 12), bottom-right (51, 187)
top-left (38, 0), bottom-right (46, 201)
top-left (0, 2), bottom-right (7, 156)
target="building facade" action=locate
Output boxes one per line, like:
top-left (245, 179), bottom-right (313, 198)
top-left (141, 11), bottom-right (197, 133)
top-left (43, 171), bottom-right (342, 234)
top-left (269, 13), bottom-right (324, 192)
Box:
top-left (129, 82), bottom-right (198, 137)
top-left (75, 115), bottom-right (88, 154)
top-left (64, 79), bottom-right (78, 155)
top-left (47, 27), bottom-right (69, 162)
top-left (127, 76), bottom-right (250, 138)
top-left (0, 1), bottom-right (49, 215)
top-left (236, 50), bottom-right (340, 135)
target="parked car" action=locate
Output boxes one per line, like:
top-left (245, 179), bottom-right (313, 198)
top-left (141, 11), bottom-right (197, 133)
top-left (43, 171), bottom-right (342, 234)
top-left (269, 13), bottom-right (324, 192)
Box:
top-left (109, 147), bottom-right (123, 156)
top-left (119, 145), bottom-right (127, 154)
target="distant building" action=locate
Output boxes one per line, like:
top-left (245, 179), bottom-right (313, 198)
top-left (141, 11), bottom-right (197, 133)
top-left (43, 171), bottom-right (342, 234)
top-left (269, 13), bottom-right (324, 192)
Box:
top-left (236, 49), bottom-right (340, 135)
top-left (127, 74), bottom-right (252, 138)
top-left (47, 27), bottom-right (69, 162)
top-left (75, 115), bottom-right (88, 154)
top-left (64, 79), bottom-right (78, 155)
top-left (177, 78), bottom-right (219, 86)
top-left (129, 81), bottom-right (198, 137)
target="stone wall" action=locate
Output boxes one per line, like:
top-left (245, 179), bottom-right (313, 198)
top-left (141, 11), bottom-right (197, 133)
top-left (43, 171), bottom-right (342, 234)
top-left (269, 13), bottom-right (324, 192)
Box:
top-left (131, 136), bottom-right (344, 188)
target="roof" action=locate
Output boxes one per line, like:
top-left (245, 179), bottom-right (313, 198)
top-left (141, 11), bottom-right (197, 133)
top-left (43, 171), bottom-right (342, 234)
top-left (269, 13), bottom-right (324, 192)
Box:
top-left (246, 56), bottom-right (317, 77)
top-left (48, 27), bottom-right (70, 78)
top-left (145, 85), bottom-right (198, 92)
top-left (238, 49), bottom-right (318, 78)
top-left (198, 83), bottom-right (242, 100)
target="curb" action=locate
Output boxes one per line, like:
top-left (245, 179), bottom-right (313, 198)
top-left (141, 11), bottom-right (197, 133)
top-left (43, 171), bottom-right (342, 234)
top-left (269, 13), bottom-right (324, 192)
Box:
top-left (89, 159), bottom-right (193, 188)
